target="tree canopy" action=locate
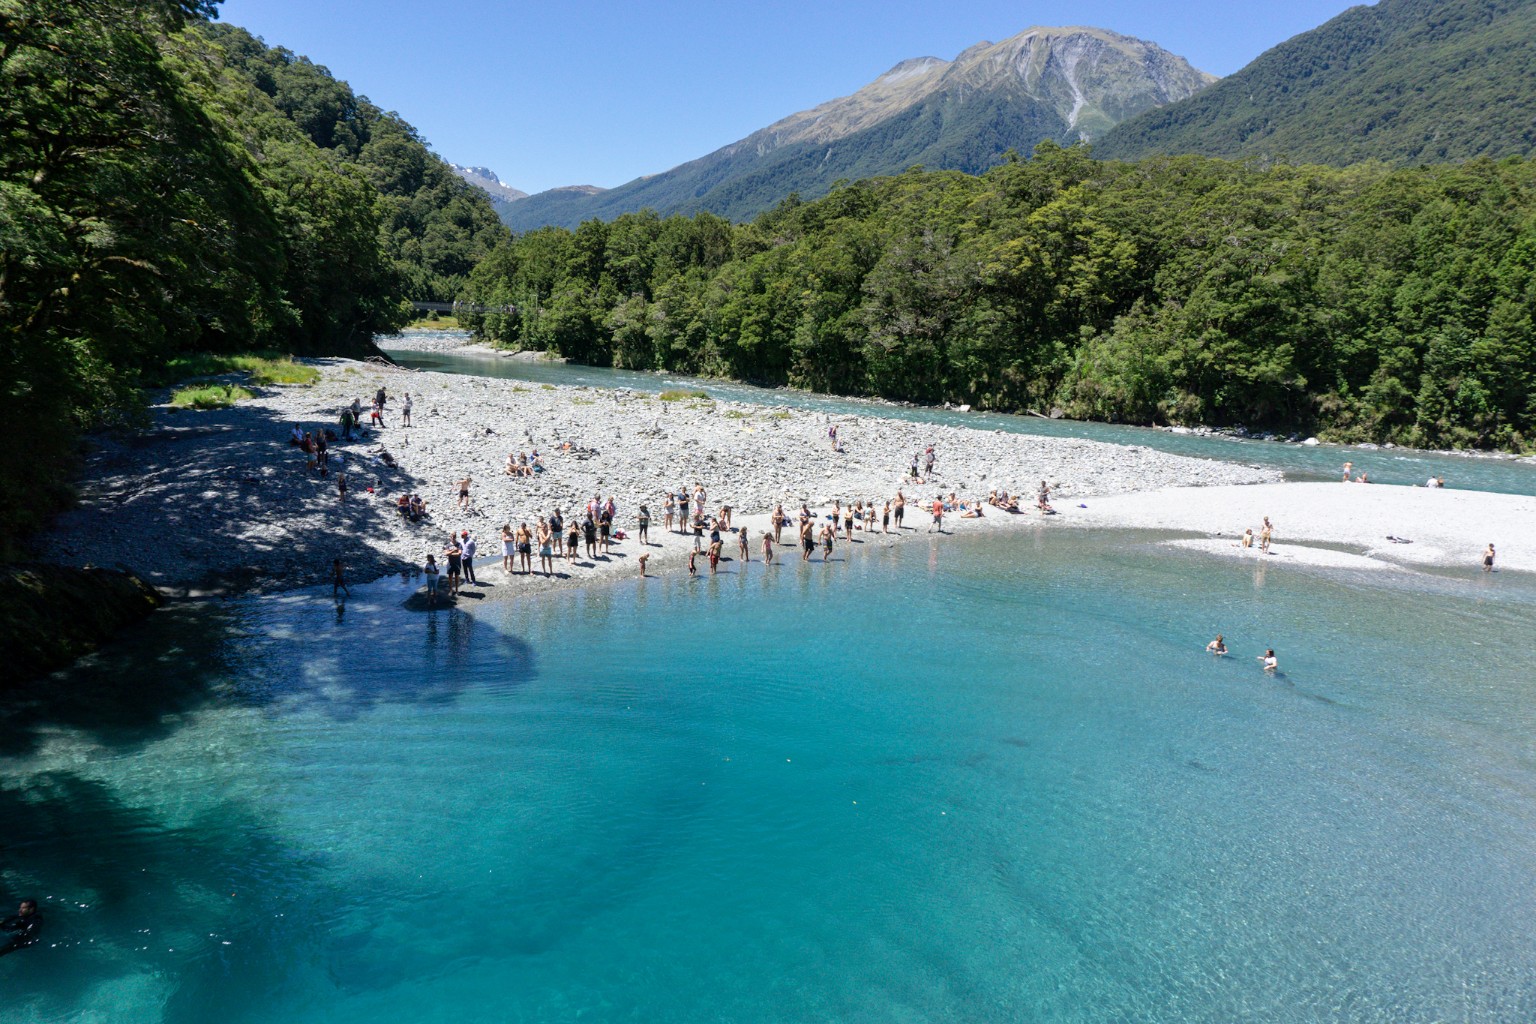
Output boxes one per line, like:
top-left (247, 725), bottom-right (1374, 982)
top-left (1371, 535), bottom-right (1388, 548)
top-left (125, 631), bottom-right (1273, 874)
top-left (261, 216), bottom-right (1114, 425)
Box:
top-left (461, 144), bottom-right (1536, 452)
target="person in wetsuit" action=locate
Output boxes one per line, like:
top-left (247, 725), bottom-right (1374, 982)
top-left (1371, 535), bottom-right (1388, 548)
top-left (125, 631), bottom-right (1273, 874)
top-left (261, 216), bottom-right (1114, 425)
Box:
top-left (1, 900), bottom-right (41, 956)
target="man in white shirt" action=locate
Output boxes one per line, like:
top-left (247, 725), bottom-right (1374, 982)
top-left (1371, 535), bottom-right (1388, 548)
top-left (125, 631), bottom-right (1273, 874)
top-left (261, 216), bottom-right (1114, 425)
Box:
top-left (460, 530), bottom-right (478, 584)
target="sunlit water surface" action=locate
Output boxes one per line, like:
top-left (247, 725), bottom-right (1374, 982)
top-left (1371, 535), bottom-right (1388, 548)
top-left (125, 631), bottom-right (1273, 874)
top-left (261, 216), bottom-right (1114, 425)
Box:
top-left (5, 531), bottom-right (1535, 1022)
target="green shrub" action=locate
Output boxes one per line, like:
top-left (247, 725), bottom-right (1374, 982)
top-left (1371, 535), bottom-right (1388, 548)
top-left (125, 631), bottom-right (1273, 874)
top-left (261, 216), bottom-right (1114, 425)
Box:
top-left (170, 384), bottom-right (254, 409)
top-left (660, 388), bottom-right (709, 401)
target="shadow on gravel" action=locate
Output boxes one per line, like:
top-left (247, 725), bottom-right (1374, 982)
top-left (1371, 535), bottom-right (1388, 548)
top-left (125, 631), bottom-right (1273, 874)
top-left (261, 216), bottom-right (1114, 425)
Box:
top-left (45, 391), bottom-right (438, 597)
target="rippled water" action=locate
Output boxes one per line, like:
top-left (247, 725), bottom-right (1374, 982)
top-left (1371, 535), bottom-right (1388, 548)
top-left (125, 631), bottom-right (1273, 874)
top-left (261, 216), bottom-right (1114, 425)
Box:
top-left (6, 531), bottom-right (1535, 1022)
top-left (381, 334), bottom-right (1536, 495)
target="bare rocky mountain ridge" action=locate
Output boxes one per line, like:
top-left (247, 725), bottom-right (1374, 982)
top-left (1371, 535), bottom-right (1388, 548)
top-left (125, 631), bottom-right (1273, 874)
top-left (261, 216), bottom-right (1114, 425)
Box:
top-left (493, 25), bottom-right (1214, 231)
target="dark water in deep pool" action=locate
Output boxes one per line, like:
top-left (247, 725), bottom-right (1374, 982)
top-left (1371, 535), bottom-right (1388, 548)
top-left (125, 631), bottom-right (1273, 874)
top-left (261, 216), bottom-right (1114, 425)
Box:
top-left (5, 530), bottom-right (1536, 1022)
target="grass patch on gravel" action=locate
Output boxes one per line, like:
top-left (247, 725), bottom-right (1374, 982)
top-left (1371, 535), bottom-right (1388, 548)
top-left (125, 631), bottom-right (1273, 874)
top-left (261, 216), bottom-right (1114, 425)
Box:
top-left (170, 383), bottom-right (254, 409)
top-left (660, 388), bottom-right (709, 401)
top-left (149, 352), bottom-right (319, 388)
top-left (723, 410), bottom-right (749, 419)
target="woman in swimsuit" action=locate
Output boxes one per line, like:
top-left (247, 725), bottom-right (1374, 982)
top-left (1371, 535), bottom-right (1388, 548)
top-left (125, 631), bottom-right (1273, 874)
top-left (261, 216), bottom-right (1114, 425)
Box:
top-left (762, 531), bottom-right (774, 565)
top-left (501, 524), bottom-right (515, 572)
top-left (772, 504), bottom-right (786, 544)
top-left (566, 520), bottom-right (581, 562)
top-left (663, 493), bottom-right (676, 534)
top-left (537, 521), bottom-right (554, 576)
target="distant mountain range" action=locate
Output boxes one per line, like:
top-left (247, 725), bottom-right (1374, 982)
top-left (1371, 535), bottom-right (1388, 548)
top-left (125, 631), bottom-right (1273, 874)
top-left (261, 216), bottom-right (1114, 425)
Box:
top-left (1095, 0), bottom-right (1536, 165)
top-left (491, 26), bottom-right (1213, 231)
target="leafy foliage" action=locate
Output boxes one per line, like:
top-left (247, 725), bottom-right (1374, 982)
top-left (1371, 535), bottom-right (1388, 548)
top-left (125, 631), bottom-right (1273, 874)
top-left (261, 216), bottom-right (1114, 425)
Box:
top-left (462, 144), bottom-right (1536, 452)
top-left (0, 2), bottom-right (487, 548)
top-left (1097, 0), bottom-right (1536, 166)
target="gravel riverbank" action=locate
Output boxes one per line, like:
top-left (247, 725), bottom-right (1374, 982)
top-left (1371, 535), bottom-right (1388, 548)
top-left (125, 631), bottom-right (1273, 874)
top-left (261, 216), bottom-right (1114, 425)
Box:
top-left (41, 357), bottom-right (1279, 598)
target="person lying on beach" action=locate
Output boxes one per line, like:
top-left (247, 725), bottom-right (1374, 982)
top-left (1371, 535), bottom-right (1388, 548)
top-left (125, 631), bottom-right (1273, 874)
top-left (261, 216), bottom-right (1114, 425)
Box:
top-left (1258, 649), bottom-right (1278, 672)
top-left (1206, 634), bottom-right (1227, 655)
top-left (960, 502), bottom-right (984, 519)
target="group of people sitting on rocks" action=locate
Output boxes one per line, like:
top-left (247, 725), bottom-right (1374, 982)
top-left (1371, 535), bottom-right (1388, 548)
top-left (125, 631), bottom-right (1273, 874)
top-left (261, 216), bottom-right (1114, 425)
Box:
top-left (504, 450), bottom-right (544, 477)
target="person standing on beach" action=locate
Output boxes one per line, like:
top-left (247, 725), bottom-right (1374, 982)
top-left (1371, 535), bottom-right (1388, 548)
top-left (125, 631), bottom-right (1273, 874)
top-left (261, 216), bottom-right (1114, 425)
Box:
top-left (423, 555), bottom-right (440, 606)
top-left (401, 392), bottom-right (412, 427)
top-left (332, 558), bottom-right (349, 599)
top-left (583, 513), bottom-right (598, 559)
top-left (537, 520), bottom-right (554, 576)
top-left (821, 523), bottom-right (835, 562)
top-left (930, 496), bottom-right (944, 534)
top-left (550, 509), bottom-right (564, 557)
top-left (678, 487), bottom-right (690, 533)
top-left (638, 503), bottom-right (651, 545)
top-left (460, 530), bottom-right (478, 585)
top-left (339, 407), bottom-right (354, 441)
top-left (444, 536), bottom-right (462, 597)
top-left (828, 423), bottom-right (838, 451)
top-left (1260, 517), bottom-right (1273, 555)
top-left (738, 525), bottom-right (750, 563)
top-left (925, 447), bottom-right (936, 478)
top-left (843, 503), bottom-right (854, 542)
top-left (566, 518), bottom-right (580, 563)
top-left (762, 531), bottom-right (774, 564)
top-left (598, 504), bottom-right (613, 555)
top-left (894, 491), bottom-right (906, 529)
top-left (882, 500), bottom-right (891, 534)
top-left (663, 493), bottom-right (675, 534)
top-left (457, 475), bottom-right (472, 510)
top-left (800, 519), bottom-right (814, 562)
top-left (336, 472), bottom-right (346, 502)
top-left (515, 522), bottom-right (533, 574)
top-left (1484, 543), bottom-right (1496, 572)
top-left (772, 504), bottom-right (786, 544)
top-left (501, 524), bottom-right (515, 573)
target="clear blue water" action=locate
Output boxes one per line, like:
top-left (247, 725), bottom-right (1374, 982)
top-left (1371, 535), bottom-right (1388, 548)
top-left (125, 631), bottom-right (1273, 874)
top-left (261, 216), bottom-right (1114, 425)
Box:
top-left (381, 333), bottom-right (1536, 496)
top-left (6, 532), bottom-right (1536, 1022)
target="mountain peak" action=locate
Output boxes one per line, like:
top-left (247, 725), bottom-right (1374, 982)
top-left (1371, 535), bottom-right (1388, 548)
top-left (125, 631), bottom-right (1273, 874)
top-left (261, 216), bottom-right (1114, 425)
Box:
top-left (500, 25), bottom-right (1212, 231)
top-left (449, 164), bottom-right (528, 203)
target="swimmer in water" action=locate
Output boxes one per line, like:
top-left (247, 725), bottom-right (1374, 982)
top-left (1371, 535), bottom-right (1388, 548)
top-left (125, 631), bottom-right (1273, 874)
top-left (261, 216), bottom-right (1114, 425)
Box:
top-left (1206, 634), bottom-right (1227, 655)
top-left (1258, 649), bottom-right (1278, 672)
top-left (0, 900), bottom-right (41, 956)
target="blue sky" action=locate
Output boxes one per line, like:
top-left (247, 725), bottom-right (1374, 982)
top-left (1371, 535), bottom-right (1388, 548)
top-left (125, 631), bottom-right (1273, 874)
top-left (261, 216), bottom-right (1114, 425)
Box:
top-left (216, 0), bottom-right (1367, 194)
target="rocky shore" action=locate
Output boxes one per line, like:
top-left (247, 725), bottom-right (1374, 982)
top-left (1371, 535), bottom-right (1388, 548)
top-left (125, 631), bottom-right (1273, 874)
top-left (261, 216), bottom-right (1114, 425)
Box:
top-left (40, 357), bottom-right (1278, 598)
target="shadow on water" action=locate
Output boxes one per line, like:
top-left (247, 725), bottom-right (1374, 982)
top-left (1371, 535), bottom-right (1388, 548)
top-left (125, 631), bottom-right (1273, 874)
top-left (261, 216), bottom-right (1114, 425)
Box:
top-left (0, 770), bottom-right (339, 1023)
top-left (0, 581), bottom-right (538, 751)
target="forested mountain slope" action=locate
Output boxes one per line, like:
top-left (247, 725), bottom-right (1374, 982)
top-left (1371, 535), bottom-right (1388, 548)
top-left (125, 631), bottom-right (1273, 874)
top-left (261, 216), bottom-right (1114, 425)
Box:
top-left (1095, 0), bottom-right (1536, 165)
top-left (500, 27), bottom-right (1212, 231)
top-left (463, 145), bottom-right (1536, 453)
top-left (0, 0), bottom-right (505, 544)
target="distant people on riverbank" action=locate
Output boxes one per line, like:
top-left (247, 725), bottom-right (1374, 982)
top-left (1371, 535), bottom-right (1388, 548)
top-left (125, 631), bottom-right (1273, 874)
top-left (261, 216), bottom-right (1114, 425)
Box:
top-left (332, 558), bottom-right (348, 598)
top-left (1484, 543), bottom-right (1496, 572)
top-left (457, 475), bottom-right (472, 509)
top-left (423, 554), bottom-right (440, 606)
top-left (401, 392), bottom-right (412, 427)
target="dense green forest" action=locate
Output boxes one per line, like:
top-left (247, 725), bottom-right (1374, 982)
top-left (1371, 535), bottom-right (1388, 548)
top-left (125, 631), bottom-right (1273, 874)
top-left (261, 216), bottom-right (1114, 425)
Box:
top-left (1097, 0), bottom-right (1536, 166)
top-left (0, 0), bottom-right (506, 548)
top-left (461, 144), bottom-right (1536, 451)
